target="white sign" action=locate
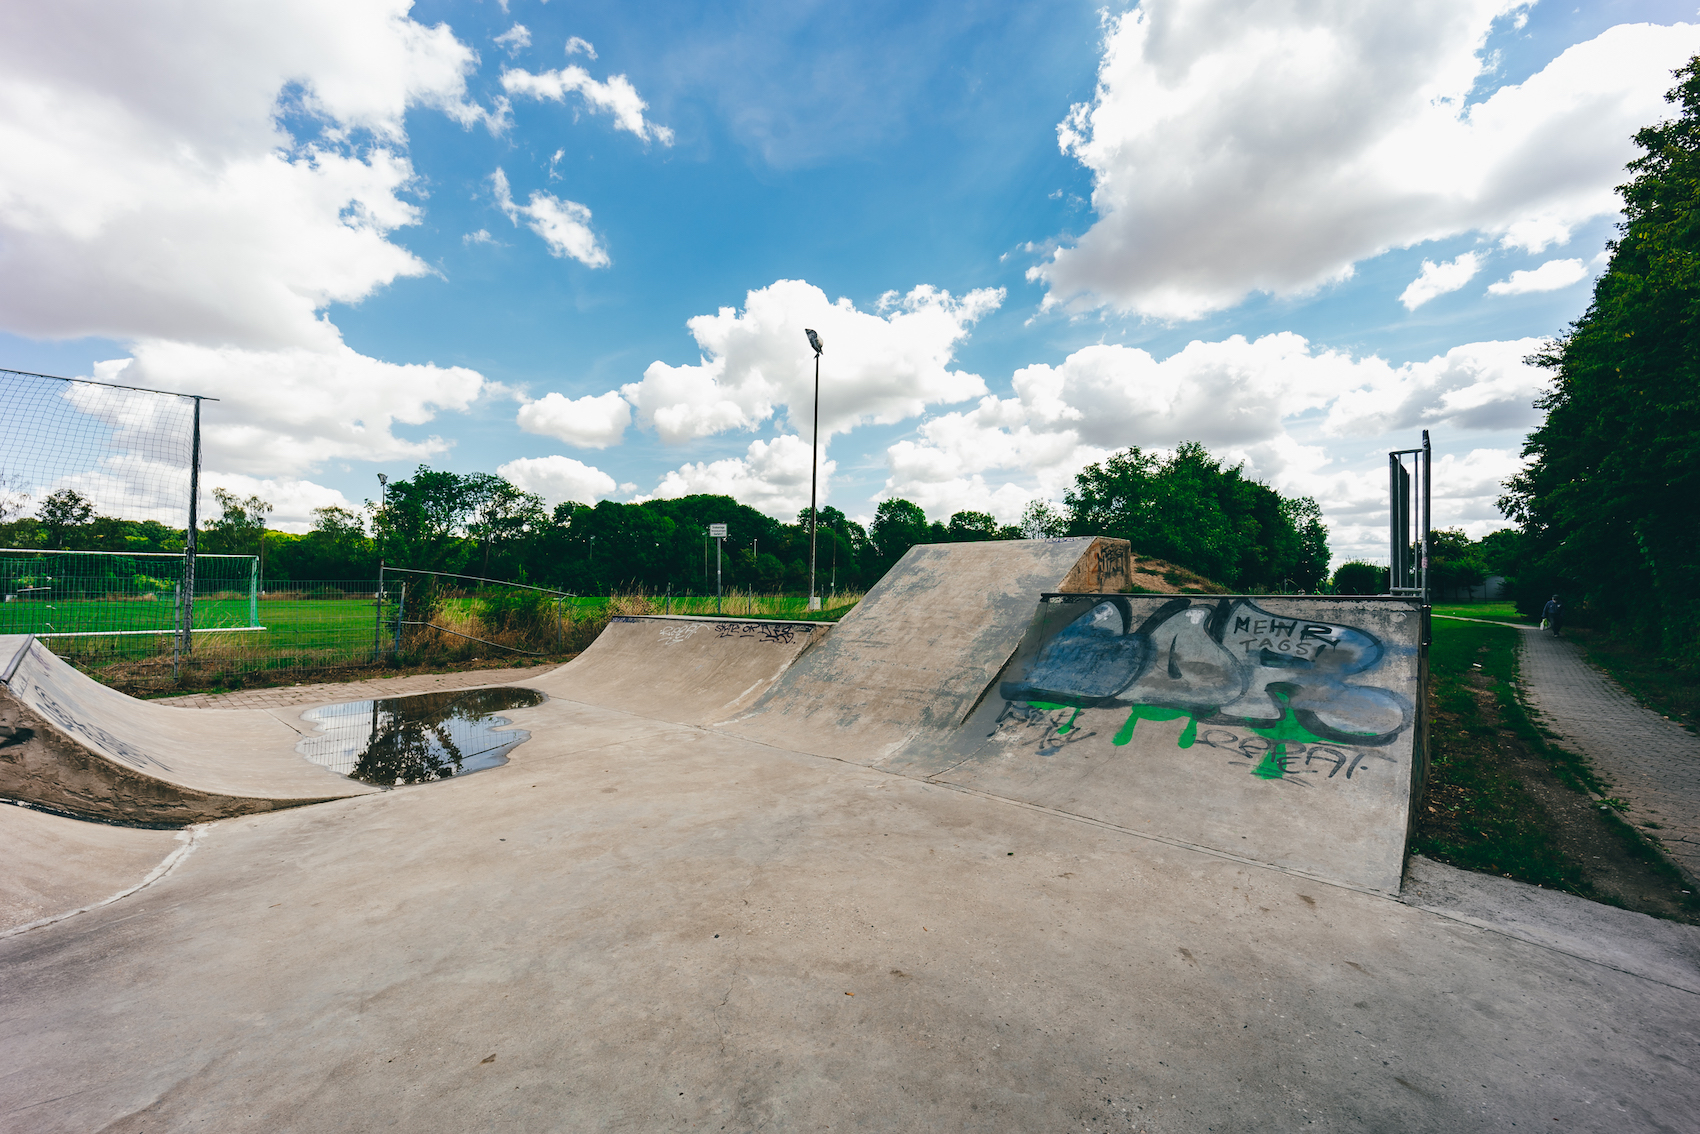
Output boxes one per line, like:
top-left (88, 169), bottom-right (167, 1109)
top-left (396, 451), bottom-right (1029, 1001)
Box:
top-left (708, 523), bottom-right (727, 538)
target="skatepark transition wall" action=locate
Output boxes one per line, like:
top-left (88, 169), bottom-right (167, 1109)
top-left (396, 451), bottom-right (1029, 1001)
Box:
top-left (1, 536), bottom-right (1427, 891)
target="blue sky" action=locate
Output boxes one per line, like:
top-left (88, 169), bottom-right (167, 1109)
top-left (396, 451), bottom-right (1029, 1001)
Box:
top-left (3, 0), bottom-right (1697, 563)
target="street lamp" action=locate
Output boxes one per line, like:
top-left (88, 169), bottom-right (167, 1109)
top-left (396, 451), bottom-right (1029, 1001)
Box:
top-left (804, 328), bottom-right (824, 611)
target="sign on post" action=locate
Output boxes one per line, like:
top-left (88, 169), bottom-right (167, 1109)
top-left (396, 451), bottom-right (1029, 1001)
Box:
top-left (708, 524), bottom-right (727, 613)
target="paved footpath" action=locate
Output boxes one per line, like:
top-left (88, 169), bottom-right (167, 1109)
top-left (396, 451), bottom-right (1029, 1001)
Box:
top-left (1518, 626), bottom-right (1700, 885)
top-left (153, 663), bottom-right (563, 712)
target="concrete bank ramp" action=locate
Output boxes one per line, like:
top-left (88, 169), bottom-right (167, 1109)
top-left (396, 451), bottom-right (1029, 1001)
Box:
top-left (719, 537), bottom-right (1133, 760)
top-left (533, 615), bottom-right (828, 726)
top-left (0, 635), bottom-right (377, 825)
top-left (912, 594), bottom-right (1426, 893)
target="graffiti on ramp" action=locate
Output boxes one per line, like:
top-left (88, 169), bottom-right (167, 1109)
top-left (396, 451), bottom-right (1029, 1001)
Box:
top-left (996, 597), bottom-right (1413, 781)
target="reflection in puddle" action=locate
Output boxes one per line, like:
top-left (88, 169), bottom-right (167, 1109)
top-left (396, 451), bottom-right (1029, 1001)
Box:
top-left (297, 687), bottom-right (546, 785)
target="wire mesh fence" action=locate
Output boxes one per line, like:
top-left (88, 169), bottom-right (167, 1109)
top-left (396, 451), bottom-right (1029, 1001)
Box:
top-left (2, 369), bottom-right (860, 694)
top-left (0, 367), bottom-right (200, 532)
top-left (1, 549), bottom-right (258, 636)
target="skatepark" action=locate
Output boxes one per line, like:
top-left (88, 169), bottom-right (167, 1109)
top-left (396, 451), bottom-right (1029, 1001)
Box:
top-left (2, 537), bottom-right (1696, 1132)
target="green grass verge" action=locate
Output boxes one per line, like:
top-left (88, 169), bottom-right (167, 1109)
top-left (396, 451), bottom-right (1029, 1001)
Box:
top-left (1413, 620), bottom-right (1591, 889)
top-left (1428, 600), bottom-right (1529, 623)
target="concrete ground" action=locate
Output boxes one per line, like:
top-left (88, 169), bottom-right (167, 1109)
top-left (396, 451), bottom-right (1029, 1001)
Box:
top-left (3, 689), bottom-right (1697, 1133)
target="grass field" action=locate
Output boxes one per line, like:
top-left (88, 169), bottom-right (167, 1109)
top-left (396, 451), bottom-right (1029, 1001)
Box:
top-left (1428, 599), bottom-right (1528, 623)
top-left (10, 587), bottom-right (864, 694)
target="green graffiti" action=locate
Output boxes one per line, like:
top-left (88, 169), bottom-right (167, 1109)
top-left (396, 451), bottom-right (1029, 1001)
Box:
top-left (1113, 705), bottom-right (1200, 749)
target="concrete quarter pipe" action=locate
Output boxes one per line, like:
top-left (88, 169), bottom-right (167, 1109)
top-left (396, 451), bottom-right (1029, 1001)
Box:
top-left (916, 592), bottom-right (1426, 893)
top-left (0, 634), bottom-right (378, 825)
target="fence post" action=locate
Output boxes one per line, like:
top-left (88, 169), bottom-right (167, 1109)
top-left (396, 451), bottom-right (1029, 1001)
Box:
top-left (249, 556), bottom-right (258, 627)
top-left (372, 567), bottom-right (385, 666)
top-left (392, 581), bottom-right (406, 658)
top-left (174, 396), bottom-right (202, 679)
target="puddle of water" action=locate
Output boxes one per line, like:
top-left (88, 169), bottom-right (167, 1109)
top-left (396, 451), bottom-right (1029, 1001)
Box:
top-left (297, 687), bottom-right (546, 786)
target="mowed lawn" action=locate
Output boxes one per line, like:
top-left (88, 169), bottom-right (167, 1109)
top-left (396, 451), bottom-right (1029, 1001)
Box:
top-left (2, 595), bottom-right (382, 665)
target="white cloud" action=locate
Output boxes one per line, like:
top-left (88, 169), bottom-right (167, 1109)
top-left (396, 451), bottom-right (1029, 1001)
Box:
top-left (1324, 339), bottom-right (1546, 435)
top-left (202, 473), bottom-right (353, 533)
top-left (0, 2), bottom-right (506, 493)
top-left (1400, 252), bottom-right (1483, 310)
top-left (648, 435), bottom-right (835, 521)
top-left (116, 340), bottom-right (485, 476)
top-left (498, 455), bottom-right (617, 508)
top-left (491, 168), bottom-right (609, 267)
top-left (516, 390), bottom-right (631, 448)
top-left (501, 63), bottom-right (673, 145)
top-left (494, 24), bottom-right (531, 56)
top-left (1034, 4), bottom-right (1700, 318)
top-left (878, 333), bottom-right (1546, 562)
top-left (622, 279), bottom-right (1002, 444)
top-left (0, 1), bottom-right (502, 350)
top-left (564, 37), bottom-right (598, 60)
top-left (1487, 258), bottom-right (1588, 296)
top-left (463, 228), bottom-right (498, 246)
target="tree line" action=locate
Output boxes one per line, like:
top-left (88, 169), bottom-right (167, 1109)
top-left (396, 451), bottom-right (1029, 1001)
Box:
top-left (1, 442), bottom-right (1331, 596)
top-left (1495, 58), bottom-right (1700, 651)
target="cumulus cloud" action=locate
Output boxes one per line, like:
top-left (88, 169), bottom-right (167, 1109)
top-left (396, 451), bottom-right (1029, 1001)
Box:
top-left (1035, 2), bottom-right (1700, 318)
top-left (1324, 339), bottom-right (1546, 435)
top-left (491, 168), bottom-right (610, 267)
top-left (116, 340), bottom-right (485, 477)
top-left (1400, 252), bottom-right (1482, 310)
top-left (0, 1), bottom-right (511, 496)
top-left (879, 334), bottom-right (1546, 547)
top-left (0, 1), bottom-right (502, 350)
top-left (516, 390), bottom-right (631, 448)
top-left (564, 37), bottom-right (598, 60)
top-left (494, 24), bottom-right (531, 56)
top-left (501, 63), bottom-right (673, 144)
top-left (648, 435), bottom-right (835, 520)
top-left (622, 279), bottom-right (1002, 444)
top-left (497, 455), bottom-right (617, 508)
top-left (1487, 258), bottom-right (1588, 295)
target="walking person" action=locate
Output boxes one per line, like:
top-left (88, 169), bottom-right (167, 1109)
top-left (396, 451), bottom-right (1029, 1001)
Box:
top-left (1542, 594), bottom-right (1564, 637)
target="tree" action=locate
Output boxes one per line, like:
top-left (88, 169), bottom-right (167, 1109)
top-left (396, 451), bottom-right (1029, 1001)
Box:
top-left (1428, 528), bottom-right (1487, 599)
top-left (38, 489), bottom-right (93, 548)
top-left (201, 488), bottom-right (272, 556)
top-left (1019, 499), bottom-right (1066, 539)
top-left (0, 473), bottom-right (29, 524)
top-left (946, 511), bottom-right (1000, 541)
top-left (1501, 58), bottom-right (1700, 647)
top-left (1063, 442), bottom-right (1328, 590)
top-left (1332, 561), bottom-right (1387, 596)
top-left (870, 498), bottom-right (931, 566)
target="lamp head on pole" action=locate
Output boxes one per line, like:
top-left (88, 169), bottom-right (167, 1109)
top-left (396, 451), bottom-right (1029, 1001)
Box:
top-left (805, 328), bottom-right (823, 356)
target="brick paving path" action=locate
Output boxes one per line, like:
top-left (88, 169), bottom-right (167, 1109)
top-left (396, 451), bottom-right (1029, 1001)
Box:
top-left (153, 664), bottom-right (563, 712)
top-left (1518, 626), bottom-right (1700, 886)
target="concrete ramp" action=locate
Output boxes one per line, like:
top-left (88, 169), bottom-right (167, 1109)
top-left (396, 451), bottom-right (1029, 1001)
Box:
top-left (533, 615), bottom-right (828, 726)
top-left (911, 594), bottom-right (1426, 893)
top-left (0, 635), bottom-right (377, 825)
top-left (719, 538), bottom-right (1132, 761)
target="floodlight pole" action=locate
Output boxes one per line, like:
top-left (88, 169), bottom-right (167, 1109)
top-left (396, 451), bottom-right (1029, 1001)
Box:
top-left (805, 329), bottom-right (823, 612)
top-left (374, 473), bottom-right (389, 662)
top-left (174, 396), bottom-right (203, 679)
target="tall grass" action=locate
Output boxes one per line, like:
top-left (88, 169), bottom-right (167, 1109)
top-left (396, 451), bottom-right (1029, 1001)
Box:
top-left (394, 587), bottom-right (863, 666)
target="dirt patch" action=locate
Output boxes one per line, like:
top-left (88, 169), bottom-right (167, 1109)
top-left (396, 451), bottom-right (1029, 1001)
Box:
top-left (1125, 555), bottom-right (1229, 594)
